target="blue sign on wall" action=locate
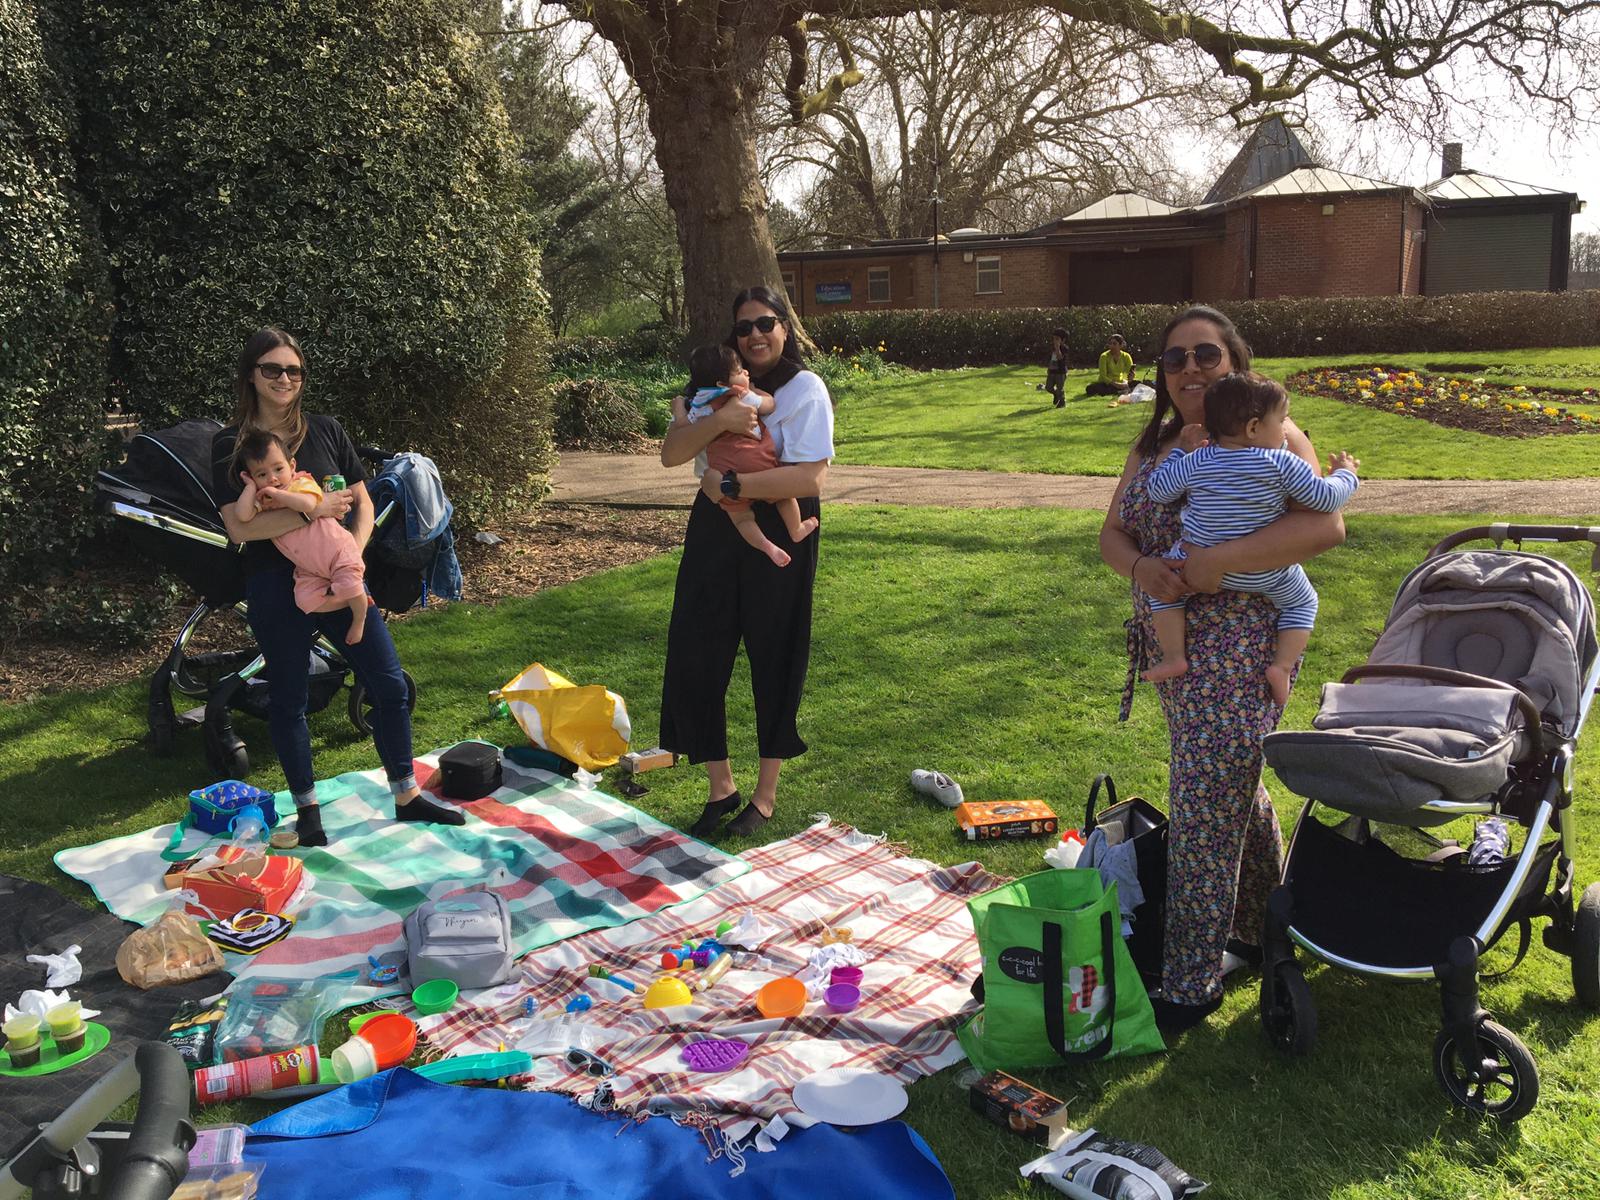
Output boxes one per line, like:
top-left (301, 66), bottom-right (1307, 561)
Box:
top-left (815, 281), bottom-right (852, 304)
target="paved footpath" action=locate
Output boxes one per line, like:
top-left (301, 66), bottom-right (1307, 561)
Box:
top-left (554, 452), bottom-right (1599, 517)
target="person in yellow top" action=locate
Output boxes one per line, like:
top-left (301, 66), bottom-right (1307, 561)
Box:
top-left (1085, 334), bottom-right (1136, 397)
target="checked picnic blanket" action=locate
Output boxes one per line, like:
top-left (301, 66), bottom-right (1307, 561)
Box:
top-left (413, 818), bottom-right (1007, 1137)
top-left (52, 748), bottom-right (749, 1007)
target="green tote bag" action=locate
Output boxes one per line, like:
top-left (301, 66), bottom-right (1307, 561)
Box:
top-left (957, 868), bottom-right (1164, 1071)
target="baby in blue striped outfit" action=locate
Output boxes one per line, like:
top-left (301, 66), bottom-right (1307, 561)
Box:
top-left (1144, 372), bottom-right (1360, 704)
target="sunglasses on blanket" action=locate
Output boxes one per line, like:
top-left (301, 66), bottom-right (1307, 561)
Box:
top-left (1158, 343), bottom-right (1224, 373)
top-left (733, 315), bottom-right (781, 338)
top-left (565, 1048), bottom-right (616, 1078)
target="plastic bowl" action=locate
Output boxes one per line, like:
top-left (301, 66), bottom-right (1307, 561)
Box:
top-left (755, 977), bottom-right (807, 1020)
top-left (357, 1012), bottom-right (419, 1069)
top-left (829, 966), bottom-right (863, 988)
top-left (643, 976), bottom-right (694, 1009)
top-left (824, 983), bottom-right (862, 1013)
top-left (411, 979), bottom-right (459, 1016)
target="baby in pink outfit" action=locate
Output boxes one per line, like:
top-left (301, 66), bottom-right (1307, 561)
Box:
top-left (231, 430), bottom-right (369, 644)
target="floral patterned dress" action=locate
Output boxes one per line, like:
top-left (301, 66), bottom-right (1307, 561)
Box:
top-left (1119, 452), bottom-right (1287, 1006)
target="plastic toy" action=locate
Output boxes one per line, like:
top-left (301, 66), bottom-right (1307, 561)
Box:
top-left (829, 966), bottom-right (863, 988)
top-left (413, 1050), bottom-right (533, 1084)
top-left (690, 952), bottom-right (733, 993)
top-left (755, 977), bottom-right (806, 1019)
top-left (643, 977), bottom-right (693, 1009)
top-left (824, 984), bottom-right (862, 1013)
top-left (681, 1039), bottom-right (749, 1072)
top-left (411, 979), bottom-right (458, 1015)
top-left (587, 965), bottom-right (639, 993)
top-left (367, 955), bottom-right (400, 984)
top-left (565, 996), bottom-right (592, 1014)
top-left (715, 920), bottom-right (734, 938)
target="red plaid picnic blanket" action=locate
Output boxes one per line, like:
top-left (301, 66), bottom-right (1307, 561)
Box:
top-left (414, 819), bottom-right (1007, 1132)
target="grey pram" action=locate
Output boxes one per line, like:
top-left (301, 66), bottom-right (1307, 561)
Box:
top-left (1258, 524), bottom-right (1600, 1123)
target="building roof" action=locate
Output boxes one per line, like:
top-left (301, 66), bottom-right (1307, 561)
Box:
top-left (1060, 191), bottom-right (1176, 221)
top-left (1424, 169), bottom-right (1575, 201)
top-left (1203, 114), bottom-right (1314, 204)
top-left (1237, 164), bottom-right (1409, 199)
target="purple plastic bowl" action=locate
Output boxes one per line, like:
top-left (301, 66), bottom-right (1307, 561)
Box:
top-left (829, 966), bottom-right (863, 988)
top-left (824, 983), bottom-right (862, 1013)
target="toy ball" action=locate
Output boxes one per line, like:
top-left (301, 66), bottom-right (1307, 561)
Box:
top-left (643, 976), bottom-right (694, 1009)
top-left (715, 920), bottom-right (734, 938)
top-left (661, 951), bottom-right (681, 969)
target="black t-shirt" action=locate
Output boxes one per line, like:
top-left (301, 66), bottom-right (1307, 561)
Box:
top-left (212, 414), bottom-right (367, 575)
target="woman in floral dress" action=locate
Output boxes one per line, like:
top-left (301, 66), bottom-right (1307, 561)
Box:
top-left (1098, 306), bottom-right (1346, 1034)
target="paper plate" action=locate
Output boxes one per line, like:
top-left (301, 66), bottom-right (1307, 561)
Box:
top-left (791, 1067), bottom-right (908, 1126)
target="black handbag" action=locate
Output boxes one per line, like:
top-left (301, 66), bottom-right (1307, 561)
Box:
top-left (1086, 774), bottom-right (1168, 991)
top-left (437, 740), bottom-right (503, 800)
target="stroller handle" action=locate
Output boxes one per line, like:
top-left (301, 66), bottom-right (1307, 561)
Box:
top-left (1341, 663), bottom-right (1545, 733)
top-left (1430, 524), bottom-right (1600, 557)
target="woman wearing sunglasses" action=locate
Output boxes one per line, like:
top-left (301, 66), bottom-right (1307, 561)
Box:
top-left (211, 327), bottom-right (462, 847)
top-left (658, 287), bottom-right (834, 840)
top-left (1099, 305), bottom-right (1345, 1035)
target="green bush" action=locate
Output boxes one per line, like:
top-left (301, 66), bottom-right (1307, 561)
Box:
top-left (0, 1), bottom-right (115, 603)
top-left (74, 0), bottom-right (552, 524)
top-left (804, 291), bottom-right (1600, 368)
top-left (551, 378), bottom-right (648, 449)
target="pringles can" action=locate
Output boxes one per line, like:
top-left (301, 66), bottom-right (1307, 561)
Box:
top-left (194, 1044), bottom-right (321, 1106)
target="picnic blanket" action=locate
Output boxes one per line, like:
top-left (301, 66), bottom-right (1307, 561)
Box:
top-left (52, 748), bottom-right (749, 1007)
top-left (0, 874), bottom-right (229, 1154)
top-left (414, 818), bottom-right (1006, 1142)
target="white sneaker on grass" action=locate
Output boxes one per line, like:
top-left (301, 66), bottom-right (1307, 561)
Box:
top-left (910, 769), bottom-right (964, 808)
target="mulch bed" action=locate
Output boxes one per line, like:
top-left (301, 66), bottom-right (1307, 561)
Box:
top-left (0, 502), bottom-right (685, 705)
top-left (1289, 365), bottom-right (1600, 436)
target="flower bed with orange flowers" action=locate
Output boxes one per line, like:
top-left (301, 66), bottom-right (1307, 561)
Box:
top-left (1289, 366), bottom-right (1600, 436)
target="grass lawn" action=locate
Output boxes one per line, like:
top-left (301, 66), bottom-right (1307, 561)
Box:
top-left (4, 506), bottom-right (1599, 1197)
top-left (832, 346), bottom-right (1600, 479)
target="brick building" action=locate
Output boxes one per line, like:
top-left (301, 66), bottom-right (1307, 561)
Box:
top-left (776, 119), bottom-right (1583, 316)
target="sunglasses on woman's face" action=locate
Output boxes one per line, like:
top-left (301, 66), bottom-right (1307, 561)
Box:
top-left (256, 362), bottom-right (305, 381)
top-left (733, 315), bottom-right (781, 338)
top-left (565, 1048), bottom-right (615, 1078)
top-left (1159, 343), bottom-right (1224, 373)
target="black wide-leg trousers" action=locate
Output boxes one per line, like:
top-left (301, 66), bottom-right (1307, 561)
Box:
top-left (660, 491), bottom-right (820, 763)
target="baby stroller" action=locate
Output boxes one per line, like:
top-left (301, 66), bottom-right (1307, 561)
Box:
top-left (1259, 524), bottom-right (1600, 1122)
top-left (95, 419), bottom-right (447, 778)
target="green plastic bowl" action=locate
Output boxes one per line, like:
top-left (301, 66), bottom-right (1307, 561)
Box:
top-left (412, 979), bottom-right (459, 1016)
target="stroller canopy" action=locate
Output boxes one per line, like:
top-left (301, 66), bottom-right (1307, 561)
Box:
top-left (98, 419), bottom-right (226, 531)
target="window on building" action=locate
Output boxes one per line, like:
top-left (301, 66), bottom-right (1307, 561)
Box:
top-left (868, 267), bottom-right (891, 303)
top-left (781, 270), bottom-right (797, 304)
top-left (975, 256), bottom-right (1001, 294)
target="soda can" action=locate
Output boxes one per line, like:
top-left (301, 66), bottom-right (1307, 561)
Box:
top-left (321, 474), bottom-right (346, 493)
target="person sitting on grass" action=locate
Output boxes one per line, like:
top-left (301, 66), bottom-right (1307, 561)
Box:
top-left (1085, 334), bottom-right (1136, 397)
top-left (1036, 327), bottom-right (1069, 407)
top-left (685, 343), bottom-right (819, 568)
top-left (1141, 372), bottom-right (1361, 704)
top-left (231, 430), bottom-right (370, 646)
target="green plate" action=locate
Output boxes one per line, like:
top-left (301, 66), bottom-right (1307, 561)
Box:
top-left (0, 1022), bottom-right (111, 1078)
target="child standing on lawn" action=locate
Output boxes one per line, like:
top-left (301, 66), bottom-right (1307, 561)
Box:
top-left (1141, 372), bottom-right (1360, 704)
top-left (685, 343), bottom-right (819, 568)
top-left (1036, 328), bottom-right (1069, 407)
top-left (1085, 334), bottom-right (1136, 396)
top-left (231, 429), bottom-right (370, 645)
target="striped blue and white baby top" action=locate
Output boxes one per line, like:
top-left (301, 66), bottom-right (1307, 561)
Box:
top-left (1145, 445), bottom-right (1358, 548)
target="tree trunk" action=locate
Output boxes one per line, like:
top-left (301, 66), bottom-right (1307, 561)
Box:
top-left (646, 81), bottom-right (785, 347)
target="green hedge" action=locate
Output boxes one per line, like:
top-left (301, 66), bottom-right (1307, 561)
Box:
top-left (0, 1), bottom-right (115, 600)
top-left (804, 291), bottom-right (1600, 368)
top-left (75, 0), bottom-right (552, 524)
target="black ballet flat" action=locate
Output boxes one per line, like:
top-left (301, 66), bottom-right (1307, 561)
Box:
top-left (726, 802), bottom-right (773, 838)
top-left (690, 791), bottom-right (742, 838)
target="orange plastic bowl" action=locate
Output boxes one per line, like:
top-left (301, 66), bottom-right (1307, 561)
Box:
top-left (357, 1012), bottom-right (419, 1070)
top-left (755, 977), bottom-right (807, 1020)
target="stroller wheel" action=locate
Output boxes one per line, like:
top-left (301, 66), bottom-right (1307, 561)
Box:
top-left (1432, 1020), bottom-right (1538, 1123)
top-left (1259, 962), bottom-right (1317, 1056)
top-left (348, 669), bottom-right (418, 736)
top-left (1573, 882), bottom-right (1600, 1009)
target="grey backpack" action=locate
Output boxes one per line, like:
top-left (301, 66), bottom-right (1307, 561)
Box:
top-left (403, 889), bottom-right (514, 990)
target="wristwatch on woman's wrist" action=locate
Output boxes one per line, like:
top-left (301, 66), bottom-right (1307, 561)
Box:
top-left (720, 470), bottom-right (741, 500)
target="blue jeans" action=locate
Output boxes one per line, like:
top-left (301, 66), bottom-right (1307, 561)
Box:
top-left (244, 566), bottom-right (413, 796)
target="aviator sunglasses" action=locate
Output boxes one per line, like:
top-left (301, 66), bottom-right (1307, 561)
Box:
top-left (733, 315), bottom-right (781, 338)
top-left (256, 362), bottom-right (305, 381)
top-left (1158, 343), bottom-right (1224, 373)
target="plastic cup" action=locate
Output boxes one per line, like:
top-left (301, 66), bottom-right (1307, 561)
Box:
top-left (6, 1039), bottom-right (41, 1070)
top-left (2, 1013), bottom-right (40, 1050)
top-left (46, 1002), bottom-right (85, 1054)
top-left (329, 1036), bottom-right (379, 1084)
top-left (411, 979), bottom-right (459, 1016)
top-left (829, 966), bottom-right (863, 988)
top-left (824, 983), bottom-right (862, 1013)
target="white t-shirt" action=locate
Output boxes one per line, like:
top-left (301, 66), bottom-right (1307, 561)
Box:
top-left (692, 368), bottom-right (836, 477)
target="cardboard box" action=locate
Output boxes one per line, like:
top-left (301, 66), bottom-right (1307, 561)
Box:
top-left (968, 1071), bottom-right (1072, 1147)
top-left (955, 800), bottom-right (1058, 841)
top-left (183, 852), bottom-right (303, 920)
top-left (621, 747), bottom-right (679, 775)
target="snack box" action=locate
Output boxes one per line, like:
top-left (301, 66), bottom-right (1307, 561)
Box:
top-left (968, 1070), bottom-right (1072, 1147)
top-left (955, 799), bottom-right (1058, 841)
top-left (621, 747), bottom-right (679, 774)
